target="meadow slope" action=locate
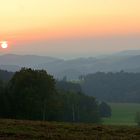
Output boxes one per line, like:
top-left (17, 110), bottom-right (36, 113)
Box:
top-left (0, 119), bottom-right (140, 140)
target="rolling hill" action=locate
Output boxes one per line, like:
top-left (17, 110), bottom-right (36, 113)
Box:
top-left (1, 51), bottom-right (140, 79)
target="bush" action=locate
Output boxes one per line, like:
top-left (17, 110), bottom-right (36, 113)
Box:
top-left (99, 102), bottom-right (112, 118)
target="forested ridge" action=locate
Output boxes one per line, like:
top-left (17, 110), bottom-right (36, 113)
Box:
top-left (82, 71), bottom-right (140, 102)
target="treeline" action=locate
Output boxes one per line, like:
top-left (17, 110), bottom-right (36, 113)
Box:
top-left (81, 71), bottom-right (140, 102)
top-left (0, 68), bottom-right (111, 123)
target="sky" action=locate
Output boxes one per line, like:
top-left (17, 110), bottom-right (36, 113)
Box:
top-left (0, 0), bottom-right (140, 58)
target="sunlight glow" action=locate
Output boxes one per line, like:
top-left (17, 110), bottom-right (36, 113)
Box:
top-left (1, 41), bottom-right (8, 49)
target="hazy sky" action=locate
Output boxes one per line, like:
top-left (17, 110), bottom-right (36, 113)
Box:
top-left (0, 0), bottom-right (140, 57)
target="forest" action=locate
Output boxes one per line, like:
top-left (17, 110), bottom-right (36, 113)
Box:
top-left (81, 71), bottom-right (140, 102)
top-left (0, 68), bottom-right (111, 123)
top-left (1, 68), bottom-right (140, 123)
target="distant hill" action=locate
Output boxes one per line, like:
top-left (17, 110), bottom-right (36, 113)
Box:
top-left (0, 54), bottom-right (62, 67)
top-left (115, 50), bottom-right (140, 56)
top-left (1, 51), bottom-right (140, 79)
top-left (0, 65), bottom-right (20, 72)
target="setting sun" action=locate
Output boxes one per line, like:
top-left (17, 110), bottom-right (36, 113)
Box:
top-left (1, 41), bottom-right (8, 49)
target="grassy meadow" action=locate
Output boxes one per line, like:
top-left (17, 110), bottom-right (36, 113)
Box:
top-left (103, 103), bottom-right (140, 126)
top-left (0, 119), bottom-right (140, 140)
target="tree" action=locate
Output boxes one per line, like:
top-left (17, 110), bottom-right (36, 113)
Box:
top-left (56, 80), bottom-right (82, 93)
top-left (99, 102), bottom-right (111, 118)
top-left (7, 68), bottom-right (56, 120)
top-left (0, 79), bottom-right (5, 117)
top-left (78, 94), bottom-right (100, 123)
top-left (54, 91), bottom-right (101, 123)
top-left (0, 68), bottom-right (101, 123)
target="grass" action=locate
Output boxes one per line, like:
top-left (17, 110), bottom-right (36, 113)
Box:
top-left (0, 119), bottom-right (140, 139)
top-left (103, 103), bottom-right (140, 126)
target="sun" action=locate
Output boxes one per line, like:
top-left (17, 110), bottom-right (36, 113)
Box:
top-left (1, 41), bottom-right (8, 49)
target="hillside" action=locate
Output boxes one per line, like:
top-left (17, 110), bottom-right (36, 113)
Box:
top-left (0, 119), bottom-right (140, 140)
top-left (1, 51), bottom-right (140, 79)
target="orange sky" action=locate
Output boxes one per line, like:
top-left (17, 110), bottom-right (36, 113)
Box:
top-left (0, 0), bottom-right (140, 41)
top-left (0, 0), bottom-right (140, 57)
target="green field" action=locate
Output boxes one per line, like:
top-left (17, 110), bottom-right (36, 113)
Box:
top-left (0, 119), bottom-right (140, 140)
top-left (103, 103), bottom-right (140, 125)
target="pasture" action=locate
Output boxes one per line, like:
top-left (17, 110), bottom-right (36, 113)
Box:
top-left (103, 103), bottom-right (140, 125)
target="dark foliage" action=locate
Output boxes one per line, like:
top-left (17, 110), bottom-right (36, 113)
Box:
top-left (82, 71), bottom-right (140, 102)
top-left (0, 68), bottom-right (101, 123)
top-left (99, 102), bottom-right (111, 118)
top-left (56, 80), bottom-right (82, 93)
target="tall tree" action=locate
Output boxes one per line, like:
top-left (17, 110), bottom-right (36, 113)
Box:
top-left (7, 68), bottom-right (56, 120)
